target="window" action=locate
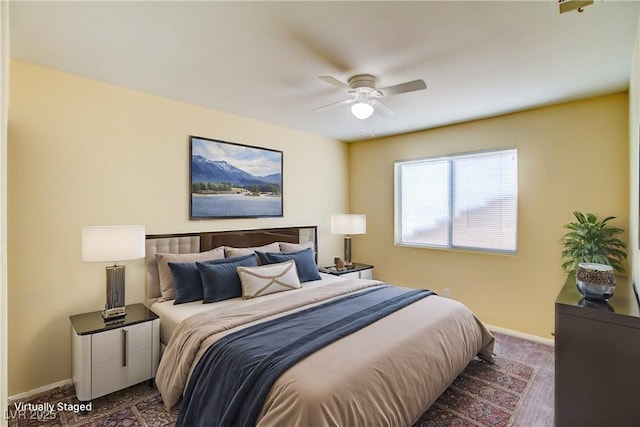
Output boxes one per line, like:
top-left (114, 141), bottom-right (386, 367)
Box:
top-left (394, 148), bottom-right (517, 254)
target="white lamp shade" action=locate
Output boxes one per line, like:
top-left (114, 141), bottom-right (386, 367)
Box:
top-left (82, 225), bottom-right (146, 262)
top-left (331, 214), bottom-right (366, 235)
top-left (351, 102), bottom-right (374, 120)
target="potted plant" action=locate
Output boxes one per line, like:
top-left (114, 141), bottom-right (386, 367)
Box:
top-left (561, 211), bottom-right (627, 276)
top-left (561, 211), bottom-right (627, 301)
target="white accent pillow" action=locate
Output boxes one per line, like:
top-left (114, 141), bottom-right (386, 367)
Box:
top-left (155, 246), bottom-right (226, 301)
top-left (237, 260), bottom-right (301, 299)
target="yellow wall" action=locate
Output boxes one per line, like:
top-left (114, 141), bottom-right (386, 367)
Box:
top-left (7, 60), bottom-right (348, 395)
top-left (349, 93), bottom-right (629, 338)
top-left (6, 59), bottom-right (634, 395)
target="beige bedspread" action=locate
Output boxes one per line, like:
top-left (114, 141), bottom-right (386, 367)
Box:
top-left (156, 279), bottom-right (494, 426)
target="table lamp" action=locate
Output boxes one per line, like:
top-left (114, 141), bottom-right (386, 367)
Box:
top-left (331, 214), bottom-right (366, 266)
top-left (82, 225), bottom-right (145, 320)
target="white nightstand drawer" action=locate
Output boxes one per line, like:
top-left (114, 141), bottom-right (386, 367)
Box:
top-left (335, 268), bottom-right (373, 279)
top-left (91, 348), bottom-right (153, 399)
top-left (340, 270), bottom-right (360, 279)
top-left (92, 322), bottom-right (152, 363)
top-left (359, 269), bottom-right (373, 280)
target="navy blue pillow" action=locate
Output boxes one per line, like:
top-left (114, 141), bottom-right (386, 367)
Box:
top-left (168, 261), bottom-right (205, 305)
top-left (256, 247), bottom-right (321, 283)
top-left (196, 254), bottom-right (258, 303)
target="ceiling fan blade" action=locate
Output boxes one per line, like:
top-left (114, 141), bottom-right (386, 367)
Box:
top-left (318, 76), bottom-right (351, 89)
top-left (379, 79), bottom-right (427, 97)
top-left (372, 100), bottom-right (395, 117)
top-left (312, 97), bottom-right (355, 112)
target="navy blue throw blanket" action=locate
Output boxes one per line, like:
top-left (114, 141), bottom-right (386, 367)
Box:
top-left (177, 285), bottom-right (434, 427)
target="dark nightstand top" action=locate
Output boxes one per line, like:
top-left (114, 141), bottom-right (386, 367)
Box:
top-left (319, 263), bottom-right (373, 276)
top-left (69, 303), bottom-right (158, 336)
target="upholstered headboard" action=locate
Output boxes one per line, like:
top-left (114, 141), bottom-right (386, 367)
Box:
top-left (144, 226), bottom-right (318, 306)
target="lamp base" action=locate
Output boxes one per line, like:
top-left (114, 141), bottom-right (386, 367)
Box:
top-left (103, 264), bottom-right (126, 322)
top-left (106, 264), bottom-right (126, 310)
top-left (102, 306), bottom-right (127, 321)
top-left (344, 236), bottom-right (353, 266)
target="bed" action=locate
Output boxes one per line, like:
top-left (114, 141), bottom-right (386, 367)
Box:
top-left (145, 226), bottom-right (494, 427)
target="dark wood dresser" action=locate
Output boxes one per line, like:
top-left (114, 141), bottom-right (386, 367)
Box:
top-left (555, 275), bottom-right (640, 426)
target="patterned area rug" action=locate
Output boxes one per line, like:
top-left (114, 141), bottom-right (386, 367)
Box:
top-left (7, 332), bottom-right (553, 427)
top-left (413, 357), bottom-right (534, 427)
top-left (7, 381), bottom-right (177, 427)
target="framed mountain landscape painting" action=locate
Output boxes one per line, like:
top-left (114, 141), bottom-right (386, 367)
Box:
top-left (190, 136), bottom-right (283, 219)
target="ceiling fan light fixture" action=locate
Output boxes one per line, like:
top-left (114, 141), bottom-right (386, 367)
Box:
top-left (315, 73), bottom-right (426, 120)
top-left (351, 102), bottom-right (374, 120)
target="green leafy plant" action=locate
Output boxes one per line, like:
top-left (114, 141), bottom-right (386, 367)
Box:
top-left (561, 211), bottom-right (627, 275)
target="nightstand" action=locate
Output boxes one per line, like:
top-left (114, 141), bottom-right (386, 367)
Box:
top-left (70, 303), bottom-right (160, 401)
top-left (319, 263), bottom-right (374, 280)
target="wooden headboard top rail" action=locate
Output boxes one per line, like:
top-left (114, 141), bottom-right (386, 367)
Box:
top-left (144, 226), bottom-right (318, 306)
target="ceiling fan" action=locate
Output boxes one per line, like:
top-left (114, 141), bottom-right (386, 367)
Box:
top-left (313, 74), bottom-right (427, 120)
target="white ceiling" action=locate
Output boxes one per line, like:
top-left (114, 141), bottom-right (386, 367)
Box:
top-left (9, 1), bottom-right (640, 142)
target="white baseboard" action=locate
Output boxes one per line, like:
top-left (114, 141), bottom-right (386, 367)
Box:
top-left (486, 324), bottom-right (555, 347)
top-left (8, 378), bottom-right (73, 404)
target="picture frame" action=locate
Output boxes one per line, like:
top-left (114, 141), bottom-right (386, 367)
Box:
top-left (190, 136), bottom-right (283, 219)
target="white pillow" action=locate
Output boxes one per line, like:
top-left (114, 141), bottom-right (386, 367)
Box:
top-left (237, 260), bottom-right (301, 299)
top-left (224, 242), bottom-right (280, 259)
top-left (155, 246), bottom-right (225, 301)
top-left (279, 241), bottom-right (315, 253)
